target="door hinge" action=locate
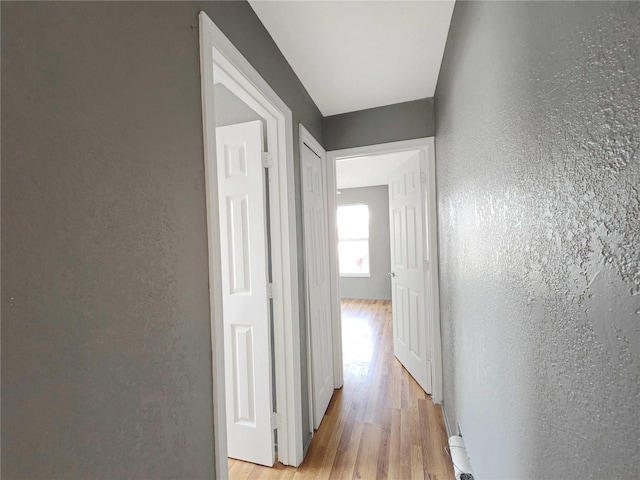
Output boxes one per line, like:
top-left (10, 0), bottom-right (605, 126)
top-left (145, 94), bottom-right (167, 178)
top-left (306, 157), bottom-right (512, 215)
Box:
top-left (262, 152), bottom-right (273, 168)
top-left (423, 260), bottom-right (429, 272)
top-left (271, 412), bottom-right (283, 429)
top-left (266, 283), bottom-right (275, 299)
top-left (420, 172), bottom-right (427, 185)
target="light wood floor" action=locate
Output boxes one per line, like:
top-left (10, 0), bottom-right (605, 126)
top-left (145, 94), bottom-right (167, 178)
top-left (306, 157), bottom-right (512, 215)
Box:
top-left (228, 299), bottom-right (454, 480)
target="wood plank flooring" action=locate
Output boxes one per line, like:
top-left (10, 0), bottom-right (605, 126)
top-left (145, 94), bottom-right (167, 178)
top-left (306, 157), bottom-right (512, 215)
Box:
top-left (228, 299), bottom-right (454, 480)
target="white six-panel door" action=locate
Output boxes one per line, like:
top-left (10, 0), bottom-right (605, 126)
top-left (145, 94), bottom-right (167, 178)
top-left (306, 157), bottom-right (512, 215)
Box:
top-left (301, 143), bottom-right (334, 429)
top-left (388, 153), bottom-right (433, 393)
top-left (216, 120), bottom-right (275, 466)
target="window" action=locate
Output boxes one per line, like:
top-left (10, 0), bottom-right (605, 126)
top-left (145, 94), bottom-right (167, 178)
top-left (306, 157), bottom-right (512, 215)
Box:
top-left (337, 204), bottom-right (370, 277)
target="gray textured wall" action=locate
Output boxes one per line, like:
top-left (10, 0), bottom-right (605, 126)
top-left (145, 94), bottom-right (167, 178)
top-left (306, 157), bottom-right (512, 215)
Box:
top-left (435, 1), bottom-right (639, 479)
top-left (323, 98), bottom-right (435, 151)
top-left (1, 1), bottom-right (321, 477)
top-left (337, 186), bottom-right (392, 300)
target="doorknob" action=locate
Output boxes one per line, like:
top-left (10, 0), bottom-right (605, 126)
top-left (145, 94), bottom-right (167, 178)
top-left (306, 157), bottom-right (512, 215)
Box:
top-left (388, 272), bottom-right (395, 277)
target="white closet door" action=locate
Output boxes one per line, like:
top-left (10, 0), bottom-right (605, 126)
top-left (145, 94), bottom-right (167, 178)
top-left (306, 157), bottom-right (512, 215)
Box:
top-left (301, 143), bottom-right (334, 429)
top-left (216, 120), bottom-right (275, 466)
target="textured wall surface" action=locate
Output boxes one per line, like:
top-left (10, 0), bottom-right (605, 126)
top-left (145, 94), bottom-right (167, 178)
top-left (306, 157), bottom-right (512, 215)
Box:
top-left (323, 98), bottom-right (435, 151)
top-left (1, 1), bottom-right (321, 477)
top-left (337, 186), bottom-right (392, 300)
top-left (435, 1), bottom-right (639, 478)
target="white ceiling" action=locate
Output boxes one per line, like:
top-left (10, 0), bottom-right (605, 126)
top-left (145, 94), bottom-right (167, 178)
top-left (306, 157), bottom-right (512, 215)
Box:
top-left (336, 151), bottom-right (417, 189)
top-left (248, 1), bottom-right (455, 116)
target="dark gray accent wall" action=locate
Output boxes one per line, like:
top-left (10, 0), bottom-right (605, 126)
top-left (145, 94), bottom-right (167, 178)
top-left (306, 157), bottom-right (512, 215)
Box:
top-left (337, 186), bottom-right (392, 300)
top-left (214, 84), bottom-right (267, 151)
top-left (1, 1), bottom-right (321, 478)
top-left (323, 98), bottom-right (435, 151)
top-left (435, 2), bottom-right (639, 479)
top-left (214, 83), bottom-right (265, 129)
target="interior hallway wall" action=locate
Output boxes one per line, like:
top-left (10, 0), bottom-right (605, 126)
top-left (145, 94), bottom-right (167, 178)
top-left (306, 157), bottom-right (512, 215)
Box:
top-left (337, 186), bottom-right (392, 300)
top-left (1, 2), bottom-right (322, 477)
top-left (214, 83), bottom-right (265, 131)
top-left (323, 98), bottom-right (434, 151)
top-left (434, 1), bottom-right (639, 478)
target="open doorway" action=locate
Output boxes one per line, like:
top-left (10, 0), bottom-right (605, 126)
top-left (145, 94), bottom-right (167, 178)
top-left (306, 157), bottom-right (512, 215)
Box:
top-left (327, 139), bottom-right (443, 404)
top-left (213, 83), bottom-right (276, 468)
top-left (199, 12), bottom-right (306, 476)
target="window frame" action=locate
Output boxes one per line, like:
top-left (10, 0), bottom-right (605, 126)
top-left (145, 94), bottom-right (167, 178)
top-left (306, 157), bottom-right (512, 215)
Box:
top-left (337, 203), bottom-right (371, 278)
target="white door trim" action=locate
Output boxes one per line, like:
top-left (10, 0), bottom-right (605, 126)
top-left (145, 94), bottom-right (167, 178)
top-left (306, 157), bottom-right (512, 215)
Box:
top-left (199, 12), bottom-right (304, 475)
top-left (325, 145), bottom-right (343, 389)
top-left (326, 138), bottom-right (442, 403)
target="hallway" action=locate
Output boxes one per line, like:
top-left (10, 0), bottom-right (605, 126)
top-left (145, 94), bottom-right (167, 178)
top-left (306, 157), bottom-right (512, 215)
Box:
top-left (228, 299), bottom-right (454, 479)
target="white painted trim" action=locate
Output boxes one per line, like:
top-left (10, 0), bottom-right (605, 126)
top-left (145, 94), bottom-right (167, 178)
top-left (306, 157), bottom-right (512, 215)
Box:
top-left (199, 15), bottom-right (227, 479)
top-left (424, 138), bottom-right (443, 404)
top-left (299, 125), bottom-right (315, 442)
top-left (199, 12), bottom-right (304, 469)
top-left (328, 138), bottom-right (435, 160)
top-left (327, 137), bottom-right (443, 403)
top-left (325, 147), bottom-right (343, 389)
top-left (300, 124), bottom-right (324, 159)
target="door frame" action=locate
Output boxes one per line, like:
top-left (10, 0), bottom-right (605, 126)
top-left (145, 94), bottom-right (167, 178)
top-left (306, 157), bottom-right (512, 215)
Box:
top-left (299, 124), bottom-right (339, 435)
top-left (199, 12), bottom-right (305, 475)
top-left (326, 137), bottom-right (443, 403)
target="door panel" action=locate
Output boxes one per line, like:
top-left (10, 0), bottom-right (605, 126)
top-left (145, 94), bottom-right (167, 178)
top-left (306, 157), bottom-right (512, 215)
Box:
top-left (301, 144), bottom-right (334, 430)
top-left (231, 325), bottom-right (255, 424)
top-left (227, 195), bottom-right (251, 293)
top-left (389, 153), bottom-right (432, 393)
top-left (216, 121), bottom-right (275, 467)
